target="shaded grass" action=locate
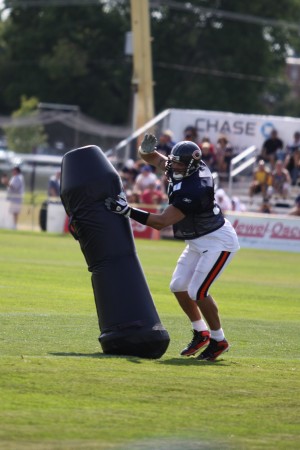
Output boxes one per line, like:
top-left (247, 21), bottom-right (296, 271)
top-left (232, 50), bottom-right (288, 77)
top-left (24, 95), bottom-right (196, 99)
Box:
top-left (0, 230), bottom-right (299, 450)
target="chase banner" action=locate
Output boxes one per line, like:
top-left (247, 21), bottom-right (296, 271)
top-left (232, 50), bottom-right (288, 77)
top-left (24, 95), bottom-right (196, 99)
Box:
top-left (167, 108), bottom-right (300, 154)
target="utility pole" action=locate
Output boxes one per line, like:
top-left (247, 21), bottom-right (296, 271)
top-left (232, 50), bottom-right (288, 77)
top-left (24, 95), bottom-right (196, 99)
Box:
top-left (130, 0), bottom-right (154, 132)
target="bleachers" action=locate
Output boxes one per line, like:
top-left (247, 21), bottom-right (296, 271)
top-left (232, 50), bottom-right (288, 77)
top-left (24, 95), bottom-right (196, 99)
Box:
top-left (219, 173), bottom-right (299, 215)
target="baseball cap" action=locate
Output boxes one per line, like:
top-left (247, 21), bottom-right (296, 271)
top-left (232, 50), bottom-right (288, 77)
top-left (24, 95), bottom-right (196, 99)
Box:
top-left (141, 165), bottom-right (152, 172)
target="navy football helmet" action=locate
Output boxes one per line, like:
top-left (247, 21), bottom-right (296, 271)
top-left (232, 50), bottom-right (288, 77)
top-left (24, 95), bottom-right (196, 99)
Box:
top-left (165, 141), bottom-right (202, 180)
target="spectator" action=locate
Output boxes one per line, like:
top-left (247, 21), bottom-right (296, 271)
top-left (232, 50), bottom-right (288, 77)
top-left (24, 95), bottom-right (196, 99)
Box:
top-left (48, 170), bottom-right (61, 198)
top-left (215, 135), bottom-right (234, 174)
top-left (285, 132), bottom-right (300, 186)
top-left (286, 131), bottom-right (300, 153)
top-left (133, 164), bottom-right (158, 192)
top-left (288, 194), bottom-right (300, 216)
top-left (140, 183), bottom-right (166, 205)
top-left (0, 172), bottom-right (8, 188)
top-left (126, 189), bottom-right (140, 205)
top-left (3, 166), bottom-right (25, 229)
top-left (200, 141), bottom-right (216, 171)
top-left (270, 160), bottom-right (291, 200)
top-left (200, 136), bottom-right (215, 154)
top-left (258, 197), bottom-right (273, 214)
top-left (120, 159), bottom-right (139, 191)
top-left (231, 196), bottom-right (247, 212)
top-left (215, 188), bottom-right (232, 213)
top-left (260, 129), bottom-right (283, 169)
top-left (156, 129), bottom-right (175, 157)
top-left (249, 160), bottom-right (273, 202)
top-left (183, 125), bottom-right (198, 143)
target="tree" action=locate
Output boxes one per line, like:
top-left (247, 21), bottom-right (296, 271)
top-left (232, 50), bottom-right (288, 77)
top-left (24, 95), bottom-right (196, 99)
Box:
top-left (0, 0), bottom-right (300, 124)
top-left (0, 2), bottom-right (132, 124)
top-left (4, 96), bottom-right (47, 153)
top-left (151, 0), bottom-right (300, 116)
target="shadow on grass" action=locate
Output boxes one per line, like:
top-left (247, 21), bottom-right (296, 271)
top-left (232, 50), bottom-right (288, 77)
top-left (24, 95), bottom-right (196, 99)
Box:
top-left (48, 352), bottom-right (143, 363)
top-left (156, 357), bottom-right (233, 367)
top-left (49, 352), bottom-right (234, 366)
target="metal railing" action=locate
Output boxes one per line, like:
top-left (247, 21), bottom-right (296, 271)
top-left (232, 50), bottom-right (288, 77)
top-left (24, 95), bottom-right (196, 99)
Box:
top-left (228, 145), bottom-right (257, 197)
top-left (105, 109), bottom-right (172, 167)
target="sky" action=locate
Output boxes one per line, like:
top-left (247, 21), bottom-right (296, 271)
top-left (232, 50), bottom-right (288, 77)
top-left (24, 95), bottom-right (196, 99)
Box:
top-left (0, 1), bottom-right (10, 20)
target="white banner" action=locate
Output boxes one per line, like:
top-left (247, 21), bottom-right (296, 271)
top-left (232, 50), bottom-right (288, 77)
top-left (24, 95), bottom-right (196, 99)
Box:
top-left (0, 194), bottom-right (14, 229)
top-left (226, 212), bottom-right (300, 253)
top-left (167, 108), bottom-right (300, 154)
top-left (47, 202), bottom-right (67, 233)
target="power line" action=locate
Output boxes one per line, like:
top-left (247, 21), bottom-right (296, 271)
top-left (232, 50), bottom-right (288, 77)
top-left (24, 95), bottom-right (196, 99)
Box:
top-left (155, 61), bottom-right (286, 85)
top-left (4, 0), bottom-right (300, 32)
top-left (4, 0), bottom-right (103, 7)
top-left (150, 1), bottom-right (300, 32)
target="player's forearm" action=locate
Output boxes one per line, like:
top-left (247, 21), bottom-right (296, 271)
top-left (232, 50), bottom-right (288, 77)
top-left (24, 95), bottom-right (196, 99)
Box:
top-left (129, 204), bottom-right (185, 230)
top-left (145, 212), bottom-right (168, 230)
top-left (138, 150), bottom-right (167, 170)
top-left (128, 207), bottom-right (165, 230)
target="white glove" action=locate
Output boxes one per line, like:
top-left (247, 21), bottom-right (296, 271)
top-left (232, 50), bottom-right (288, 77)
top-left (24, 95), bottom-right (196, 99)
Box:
top-left (104, 192), bottom-right (131, 217)
top-left (139, 134), bottom-right (157, 155)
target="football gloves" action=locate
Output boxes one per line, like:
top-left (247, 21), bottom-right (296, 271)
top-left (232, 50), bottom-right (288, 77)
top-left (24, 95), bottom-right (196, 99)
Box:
top-left (139, 133), bottom-right (157, 155)
top-left (104, 192), bottom-right (131, 217)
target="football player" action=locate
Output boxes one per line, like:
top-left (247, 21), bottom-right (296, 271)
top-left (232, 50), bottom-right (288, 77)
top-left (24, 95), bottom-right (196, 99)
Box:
top-left (105, 134), bottom-right (240, 361)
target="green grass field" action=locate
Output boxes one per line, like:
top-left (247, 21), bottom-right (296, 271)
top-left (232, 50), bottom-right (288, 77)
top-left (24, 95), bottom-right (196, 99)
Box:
top-left (0, 230), bottom-right (299, 450)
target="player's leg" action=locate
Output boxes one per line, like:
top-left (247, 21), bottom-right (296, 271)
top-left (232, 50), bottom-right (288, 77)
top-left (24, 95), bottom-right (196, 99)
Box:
top-left (170, 246), bottom-right (210, 356)
top-left (188, 250), bottom-right (235, 361)
top-left (173, 291), bottom-right (200, 322)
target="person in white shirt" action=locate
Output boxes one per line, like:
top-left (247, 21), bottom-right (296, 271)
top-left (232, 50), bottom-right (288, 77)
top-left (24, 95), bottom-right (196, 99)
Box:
top-left (134, 165), bottom-right (158, 192)
top-left (4, 166), bottom-right (25, 228)
top-left (215, 188), bottom-right (232, 213)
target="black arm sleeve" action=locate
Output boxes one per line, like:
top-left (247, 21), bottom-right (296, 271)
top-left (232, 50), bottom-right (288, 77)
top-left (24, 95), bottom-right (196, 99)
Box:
top-left (129, 207), bottom-right (150, 225)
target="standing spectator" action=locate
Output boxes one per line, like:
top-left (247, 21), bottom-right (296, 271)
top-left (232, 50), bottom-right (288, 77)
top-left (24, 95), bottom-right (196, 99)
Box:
top-left (270, 160), bottom-right (291, 200)
top-left (249, 160), bottom-right (273, 202)
top-left (215, 135), bottom-right (234, 174)
top-left (285, 132), bottom-right (300, 186)
top-left (286, 131), bottom-right (300, 153)
top-left (260, 129), bottom-right (283, 169)
top-left (48, 170), bottom-right (61, 198)
top-left (156, 129), bottom-right (175, 158)
top-left (134, 165), bottom-right (158, 193)
top-left (3, 166), bottom-right (25, 229)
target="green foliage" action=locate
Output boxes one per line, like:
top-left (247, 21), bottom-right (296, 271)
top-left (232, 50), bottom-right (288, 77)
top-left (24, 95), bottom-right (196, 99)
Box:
top-left (151, 0), bottom-right (299, 115)
top-left (0, 231), bottom-right (299, 449)
top-left (4, 96), bottom-right (47, 152)
top-left (40, 38), bottom-right (88, 79)
top-left (0, 3), bottom-right (132, 123)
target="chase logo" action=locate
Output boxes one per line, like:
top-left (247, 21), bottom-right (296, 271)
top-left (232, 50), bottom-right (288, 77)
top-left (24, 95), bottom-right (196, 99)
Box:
top-left (261, 122), bottom-right (275, 138)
